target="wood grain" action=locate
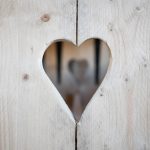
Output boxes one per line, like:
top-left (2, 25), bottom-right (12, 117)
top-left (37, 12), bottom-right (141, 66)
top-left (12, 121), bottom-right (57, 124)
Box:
top-left (78, 0), bottom-right (150, 149)
top-left (0, 0), bottom-right (76, 149)
top-left (1, 0), bottom-right (150, 149)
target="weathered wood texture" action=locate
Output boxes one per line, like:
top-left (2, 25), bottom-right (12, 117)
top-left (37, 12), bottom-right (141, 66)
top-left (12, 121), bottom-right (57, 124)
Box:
top-left (0, 0), bottom-right (76, 149)
top-left (78, 0), bottom-right (150, 149)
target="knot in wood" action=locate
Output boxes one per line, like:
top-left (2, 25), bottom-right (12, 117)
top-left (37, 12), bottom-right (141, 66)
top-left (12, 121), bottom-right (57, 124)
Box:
top-left (41, 14), bottom-right (50, 22)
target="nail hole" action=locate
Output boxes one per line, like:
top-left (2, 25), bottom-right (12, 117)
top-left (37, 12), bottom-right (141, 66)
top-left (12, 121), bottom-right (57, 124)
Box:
top-left (136, 6), bottom-right (141, 11)
top-left (23, 74), bottom-right (29, 81)
top-left (100, 94), bottom-right (103, 97)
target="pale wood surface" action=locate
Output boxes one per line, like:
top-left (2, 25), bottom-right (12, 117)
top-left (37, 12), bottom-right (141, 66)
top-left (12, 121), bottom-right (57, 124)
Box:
top-left (1, 0), bottom-right (150, 149)
top-left (78, 0), bottom-right (150, 149)
top-left (0, 0), bottom-right (76, 149)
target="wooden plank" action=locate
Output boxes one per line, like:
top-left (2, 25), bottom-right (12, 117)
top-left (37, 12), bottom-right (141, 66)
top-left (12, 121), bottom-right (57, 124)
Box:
top-left (0, 0), bottom-right (76, 149)
top-left (78, 0), bottom-right (150, 149)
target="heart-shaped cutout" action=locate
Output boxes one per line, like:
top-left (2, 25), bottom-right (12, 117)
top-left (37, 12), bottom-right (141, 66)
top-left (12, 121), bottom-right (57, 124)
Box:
top-left (43, 38), bottom-right (111, 121)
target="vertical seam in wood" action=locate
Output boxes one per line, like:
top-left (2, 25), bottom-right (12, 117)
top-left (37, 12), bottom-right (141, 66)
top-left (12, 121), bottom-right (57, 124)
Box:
top-left (75, 0), bottom-right (78, 149)
top-left (94, 39), bottom-right (101, 85)
top-left (75, 122), bottom-right (78, 150)
top-left (76, 0), bottom-right (78, 45)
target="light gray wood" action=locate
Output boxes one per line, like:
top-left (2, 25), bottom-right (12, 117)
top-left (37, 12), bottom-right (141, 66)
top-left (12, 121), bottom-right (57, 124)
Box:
top-left (0, 0), bottom-right (76, 149)
top-left (78, 0), bottom-right (150, 149)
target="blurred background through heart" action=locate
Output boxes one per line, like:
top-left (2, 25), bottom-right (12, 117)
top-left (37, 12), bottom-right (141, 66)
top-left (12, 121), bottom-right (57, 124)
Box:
top-left (43, 38), bottom-right (111, 121)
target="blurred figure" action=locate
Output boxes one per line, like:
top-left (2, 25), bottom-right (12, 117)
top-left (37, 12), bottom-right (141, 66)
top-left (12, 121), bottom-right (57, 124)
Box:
top-left (68, 59), bottom-right (88, 120)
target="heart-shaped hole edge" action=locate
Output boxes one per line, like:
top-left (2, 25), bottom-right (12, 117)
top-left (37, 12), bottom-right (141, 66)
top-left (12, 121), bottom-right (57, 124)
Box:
top-left (41, 38), bottom-right (112, 122)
